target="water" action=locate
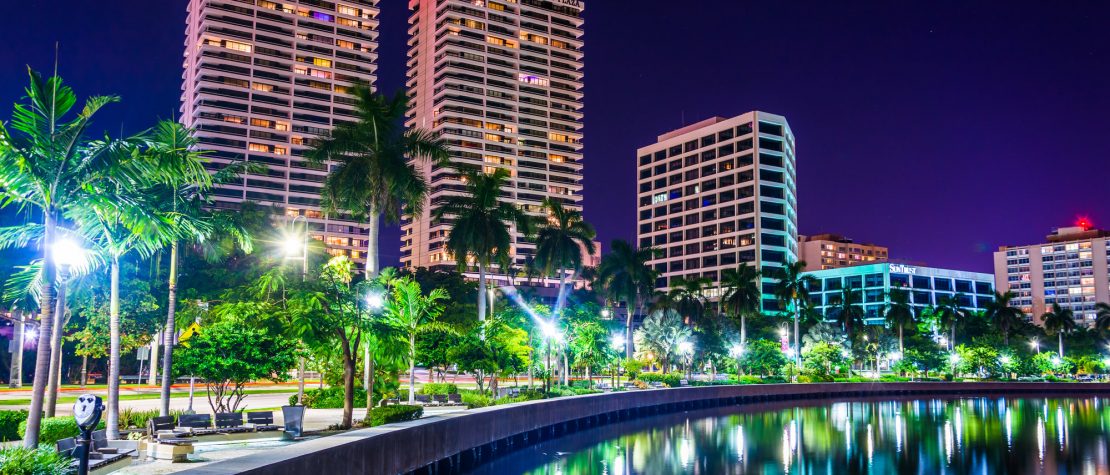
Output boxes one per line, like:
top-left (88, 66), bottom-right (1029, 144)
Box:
top-left (464, 396), bottom-right (1110, 474)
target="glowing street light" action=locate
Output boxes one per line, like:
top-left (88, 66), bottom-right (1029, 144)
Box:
top-left (729, 343), bottom-right (745, 358)
top-left (999, 355), bottom-right (1012, 366)
top-left (284, 215), bottom-right (310, 282)
top-left (53, 238), bottom-right (87, 269)
top-left (949, 353), bottom-right (961, 364)
top-left (610, 334), bottom-right (627, 351)
top-left (1030, 339), bottom-right (1040, 353)
top-left (366, 292), bottom-right (385, 311)
top-left (1050, 355), bottom-right (1061, 367)
top-left (678, 340), bottom-right (694, 355)
top-left (889, 351), bottom-right (902, 361)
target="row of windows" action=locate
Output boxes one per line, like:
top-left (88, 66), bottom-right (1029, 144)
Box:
top-left (638, 122), bottom-right (791, 166)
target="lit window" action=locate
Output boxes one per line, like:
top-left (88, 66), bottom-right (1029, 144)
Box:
top-left (248, 143), bottom-right (270, 153)
top-left (518, 74), bottom-right (549, 86)
top-left (252, 83), bottom-right (273, 92)
top-left (223, 40), bottom-right (252, 53)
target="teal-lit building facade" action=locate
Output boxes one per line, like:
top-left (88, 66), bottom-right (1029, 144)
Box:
top-left (802, 263), bottom-right (995, 324)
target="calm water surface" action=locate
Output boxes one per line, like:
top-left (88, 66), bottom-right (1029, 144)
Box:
top-left (464, 396), bottom-right (1110, 474)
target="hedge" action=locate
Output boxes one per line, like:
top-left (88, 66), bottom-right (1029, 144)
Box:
top-left (367, 405), bottom-right (422, 427)
top-left (419, 383), bottom-right (458, 395)
top-left (291, 387), bottom-right (368, 409)
top-left (0, 410), bottom-right (28, 442)
top-left (18, 416), bottom-right (105, 445)
top-left (637, 372), bottom-right (684, 387)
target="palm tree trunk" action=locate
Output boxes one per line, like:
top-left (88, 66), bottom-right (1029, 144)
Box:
top-left (45, 275), bottom-right (68, 417)
top-left (160, 241), bottom-right (179, 416)
top-left (80, 355), bottom-right (87, 388)
top-left (107, 255), bottom-right (122, 439)
top-left (950, 325), bottom-right (956, 352)
top-left (365, 209), bottom-right (379, 277)
top-left (366, 349), bottom-right (375, 412)
top-left (339, 333), bottom-right (354, 429)
top-left (25, 212), bottom-right (59, 448)
top-left (793, 299), bottom-right (800, 367)
top-left (408, 335), bottom-right (416, 405)
top-left (9, 309), bottom-right (23, 388)
top-left (898, 325), bottom-right (904, 354)
top-left (477, 262), bottom-right (487, 322)
top-left (1058, 333), bottom-right (1064, 358)
top-left (563, 351), bottom-right (570, 386)
top-left (555, 266), bottom-right (567, 317)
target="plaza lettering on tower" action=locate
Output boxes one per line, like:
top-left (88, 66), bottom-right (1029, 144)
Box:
top-left (554, 0), bottom-right (583, 9)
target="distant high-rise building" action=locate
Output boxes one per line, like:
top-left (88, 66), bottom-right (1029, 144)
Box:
top-left (994, 223), bottom-right (1110, 326)
top-left (636, 113), bottom-right (798, 311)
top-left (181, 0), bottom-right (380, 260)
top-left (799, 233), bottom-right (888, 271)
top-left (402, 0), bottom-right (586, 279)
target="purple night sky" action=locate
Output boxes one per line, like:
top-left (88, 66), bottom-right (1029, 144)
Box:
top-left (1, 1), bottom-right (1106, 272)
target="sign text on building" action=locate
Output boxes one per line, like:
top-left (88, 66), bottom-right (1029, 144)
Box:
top-left (889, 264), bottom-right (917, 274)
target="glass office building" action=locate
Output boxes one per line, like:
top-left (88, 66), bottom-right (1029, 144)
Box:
top-left (803, 263), bottom-right (995, 324)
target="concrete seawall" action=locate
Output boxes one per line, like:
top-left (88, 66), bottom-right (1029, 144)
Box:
top-left (180, 382), bottom-right (1110, 475)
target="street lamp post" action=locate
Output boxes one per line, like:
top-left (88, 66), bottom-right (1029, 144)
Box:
top-left (286, 215), bottom-right (310, 405)
top-left (611, 334), bottom-right (626, 388)
top-left (46, 238), bottom-right (86, 417)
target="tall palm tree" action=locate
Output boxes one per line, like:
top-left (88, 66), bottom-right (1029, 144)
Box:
top-left (597, 240), bottom-right (657, 358)
top-left (883, 288), bottom-right (915, 353)
top-left (667, 276), bottom-right (711, 326)
top-left (533, 198), bottom-right (595, 318)
top-left (720, 264), bottom-right (761, 349)
top-left (68, 145), bottom-right (200, 439)
top-left (382, 277), bottom-right (449, 404)
top-left (833, 286), bottom-right (865, 345)
top-left (1094, 302), bottom-right (1110, 342)
top-left (772, 260), bottom-right (815, 366)
top-left (308, 86), bottom-right (449, 277)
top-left (934, 295), bottom-right (967, 351)
top-left (0, 69), bottom-right (152, 447)
top-left (146, 121), bottom-right (254, 417)
top-left (1041, 303), bottom-right (1077, 358)
top-left (983, 291), bottom-right (1023, 347)
top-left (433, 167), bottom-right (534, 321)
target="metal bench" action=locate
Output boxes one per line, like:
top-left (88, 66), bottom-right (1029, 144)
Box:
top-left (432, 394), bottom-right (449, 405)
top-left (246, 411), bottom-right (282, 432)
top-left (56, 431), bottom-right (134, 474)
top-left (413, 394), bottom-right (433, 405)
top-left (215, 412), bottom-right (252, 433)
top-left (448, 393), bottom-right (462, 405)
top-left (177, 413), bottom-right (218, 435)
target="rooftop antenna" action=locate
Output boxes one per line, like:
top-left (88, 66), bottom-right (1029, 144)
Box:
top-left (680, 110), bottom-right (686, 126)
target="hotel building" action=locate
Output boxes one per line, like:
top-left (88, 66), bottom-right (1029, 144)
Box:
top-left (994, 224), bottom-right (1110, 326)
top-left (401, 0), bottom-right (586, 277)
top-left (181, 0), bottom-right (380, 260)
top-left (804, 263), bottom-right (995, 324)
top-left (636, 113), bottom-right (798, 311)
top-left (799, 233), bottom-right (888, 271)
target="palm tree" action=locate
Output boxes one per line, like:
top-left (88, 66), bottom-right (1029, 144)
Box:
top-left (934, 295), bottom-right (967, 351)
top-left (667, 276), bottom-right (712, 326)
top-left (634, 309), bottom-right (691, 373)
top-left (382, 276), bottom-right (449, 404)
top-left (1041, 303), bottom-right (1077, 358)
top-left (1093, 302), bottom-right (1110, 339)
top-left (146, 121), bottom-right (254, 417)
top-left (833, 286), bottom-right (865, 345)
top-left (0, 69), bottom-right (150, 447)
top-left (68, 147), bottom-right (197, 438)
top-left (308, 86), bottom-right (449, 277)
top-left (597, 240), bottom-right (657, 358)
top-left (983, 291), bottom-right (1023, 347)
top-left (433, 167), bottom-right (534, 321)
top-left (772, 260), bottom-right (815, 366)
top-left (533, 198), bottom-right (595, 318)
top-left (720, 264), bottom-right (761, 349)
top-left (883, 288), bottom-right (915, 353)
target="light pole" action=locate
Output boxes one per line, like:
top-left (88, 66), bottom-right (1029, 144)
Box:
top-left (678, 340), bottom-right (693, 380)
top-left (611, 333), bottom-right (626, 388)
top-left (730, 342), bottom-right (744, 378)
top-left (285, 215), bottom-right (310, 404)
top-left (46, 238), bottom-right (86, 417)
top-left (540, 321), bottom-right (561, 393)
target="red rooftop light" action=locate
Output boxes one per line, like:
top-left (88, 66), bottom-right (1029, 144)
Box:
top-left (1076, 216), bottom-right (1092, 230)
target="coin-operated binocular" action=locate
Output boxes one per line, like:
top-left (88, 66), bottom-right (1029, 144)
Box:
top-left (73, 394), bottom-right (104, 475)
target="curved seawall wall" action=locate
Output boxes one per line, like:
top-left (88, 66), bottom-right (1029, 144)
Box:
top-left (179, 382), bottom-right (1110, 475)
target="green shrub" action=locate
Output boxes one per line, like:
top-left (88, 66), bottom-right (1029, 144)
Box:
top-left (637, 372), bottom-right (663, 383)
top-left (366, 405), bottom-right (423, 427)
top-left (735, 375), bottom-right (764, 384)
top-left (879, 375), bottom-right (910, 383)
top-left (419, 383), bottom-right (458, 395)
top-left (0, 446), bottom-right (71, 475)
top-left (460, 391), bottom-right (493, 409)
top-left (291, 387), bottom-right (367, 409)
top-left (119, 408), bottom-right (180, 430)
top-left (0, 410), bottom-right (28, 442)
top-left (18, 416), bottom-right (104, 445)
top-left (797, 374), bottom-right (833, 383)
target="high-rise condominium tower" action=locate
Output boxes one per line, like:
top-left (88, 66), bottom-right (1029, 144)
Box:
top-left (181, 0), bottom-right (380, 261)
top-left (402, 0), bottom-right (585, 278)
top-left (636, 113), bottom-right (798, 311)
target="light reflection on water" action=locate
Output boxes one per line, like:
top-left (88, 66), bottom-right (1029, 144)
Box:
top-left (463, 396), bottom-right (1110, 474)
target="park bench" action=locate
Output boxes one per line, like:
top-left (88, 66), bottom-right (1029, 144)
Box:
top-left (448, 393), bottom-right (462, 405)
top-left (414, 394), bottom-right (433, 405)
top-left (177, 413), bottom-right (219, 435)
top-left (215, 412), bottom-right (253, 433)
top-left (246, 411), bottom-right (282, 432)
top-left (432, 394), bottom-right (449, 405)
